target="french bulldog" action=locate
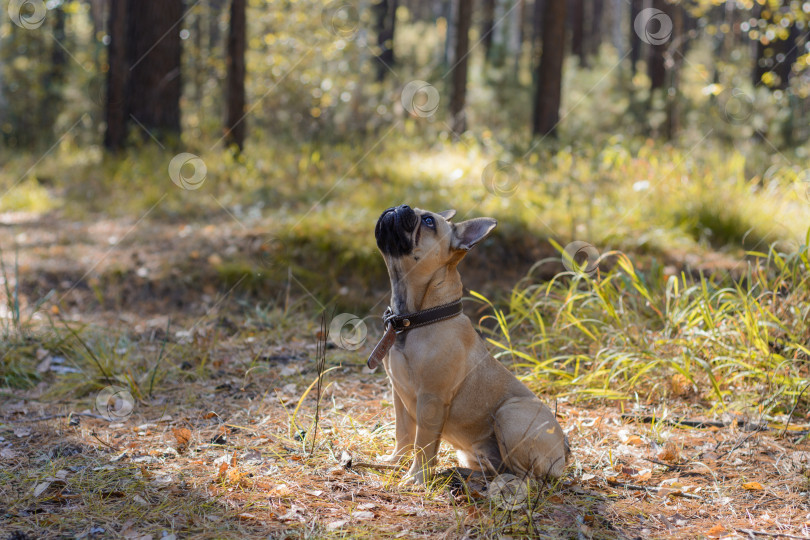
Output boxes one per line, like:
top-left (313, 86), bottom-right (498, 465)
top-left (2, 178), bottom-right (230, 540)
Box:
top-left (373, 204), bottom-right (569, 485)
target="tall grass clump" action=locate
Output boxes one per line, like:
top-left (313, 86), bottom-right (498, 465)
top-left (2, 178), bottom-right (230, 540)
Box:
top-left (475, 231), bottom-right (810, 414)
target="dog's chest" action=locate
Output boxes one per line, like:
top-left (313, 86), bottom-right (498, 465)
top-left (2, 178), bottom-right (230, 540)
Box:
top-left (385, 347), bottom-right (417, 396)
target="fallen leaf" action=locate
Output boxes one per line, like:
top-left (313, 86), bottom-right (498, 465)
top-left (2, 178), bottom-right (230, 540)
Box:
top-left (743, 481), bottom-right (764, 491)
top-left (658, 442), bottom-right (680, 462)
top-left (269, 484), bottom-right (293, 498)
top-left (353, 510), bottom-right (375, 521)
top-left (339, 450), bottom-right (352, 468)
top-left (706, 524), bottom-right (727, 538)
top-left (0, 448), bottom-right (19, 459)
top-left (624, 435), bottom-right (645, 446)
top-left (216, 462), bottom-right (228, 481)
top-left (14, 427), bottom-right (32, 438)
top-left (226, 465), bottom-right (245, 485)
top-left (277, 505), bottom-right (304, 522)
top-left (327, 520), bottom-right (348, 530)
top-left (172, 427), bottom-right (192, 449)
top-left (33, 481), bottom-right (51, 497)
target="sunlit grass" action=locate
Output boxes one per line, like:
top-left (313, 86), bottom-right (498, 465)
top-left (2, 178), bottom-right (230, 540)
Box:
top-left (472, 231), bottom-right (810, 413)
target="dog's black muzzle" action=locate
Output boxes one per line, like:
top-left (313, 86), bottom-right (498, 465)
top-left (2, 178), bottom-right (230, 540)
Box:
top-left (375, 204), bottom-right (417, 256)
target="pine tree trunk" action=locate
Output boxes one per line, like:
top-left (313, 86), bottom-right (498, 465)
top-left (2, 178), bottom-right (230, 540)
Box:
top-left (449, 0), bottom-right (471, 133)
top-left (126, 0), bottom-right (183, 142)
top-left (589, 0), bottom-right (602, 57)
top-left (664, 3), bottom-right (684, 140)
top-left (225, 0), bottom-right (247, 150)
top-left (629, 0), bottom-right (642, 76)
top-left (374, 0), bottom-right (398, 81)
top-left (104, 0), bottom-right (128, 150)
top-left (647, 0), bottom-right (667, 90)
top-left (482, 0), bottom-right (496, 61)
top-left (570, 0), bottom-right (587, 67)
top-left (533, 0), bottom-right (566, 136)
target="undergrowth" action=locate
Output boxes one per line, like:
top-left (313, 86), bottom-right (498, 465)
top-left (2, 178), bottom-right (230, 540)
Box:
top-left (475, 231), bottom-right (810, 415)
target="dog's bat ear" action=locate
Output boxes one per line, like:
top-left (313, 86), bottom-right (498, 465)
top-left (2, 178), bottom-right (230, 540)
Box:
top-left (437, 209), bottom-right (456, 221)
top-left (452, 217), bottom-right (497, 251)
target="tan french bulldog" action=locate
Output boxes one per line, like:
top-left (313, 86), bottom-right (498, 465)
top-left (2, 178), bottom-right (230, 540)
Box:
top-left (374, 205), bottom-right (569, 485)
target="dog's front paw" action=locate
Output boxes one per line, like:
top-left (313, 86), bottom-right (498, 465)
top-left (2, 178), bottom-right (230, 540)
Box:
top-left (378, 452), bottom-right (404, 464)
top-left (399, 467), bottom-right (427, 487)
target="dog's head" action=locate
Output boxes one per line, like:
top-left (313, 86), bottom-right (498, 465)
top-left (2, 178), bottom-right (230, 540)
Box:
top-left (375, 205), bottom-right (497, 279)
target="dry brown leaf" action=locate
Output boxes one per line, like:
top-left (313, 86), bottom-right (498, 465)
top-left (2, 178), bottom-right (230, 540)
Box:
top-left (226, 466), bottom-right (245, 485)
top-left (269, 484), bottom-right (293, 497)
top-left (706, 524), bottom-right (727, 538)
top-left (216, 461), bottom-right (229, 481)
top-left (172, 427), bottom-right (192, 449)
top-left (624, 435), bottom-right (645, 446)
top-left (658, 441), bottom-right (680, 462)
top-left (742, 481), bottom-right (764, 491)
top-left (670, 373), bottom-right (694, 397)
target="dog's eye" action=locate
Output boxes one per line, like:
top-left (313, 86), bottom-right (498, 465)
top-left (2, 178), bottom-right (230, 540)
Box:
top-left (422, 215), bottom-right (435, 228)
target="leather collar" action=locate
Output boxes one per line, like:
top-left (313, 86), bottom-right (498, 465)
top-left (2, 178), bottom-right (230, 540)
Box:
top-left (367, 298), bottom-right (463, 369)
top-left (383, 298), bottom-right (464, 333)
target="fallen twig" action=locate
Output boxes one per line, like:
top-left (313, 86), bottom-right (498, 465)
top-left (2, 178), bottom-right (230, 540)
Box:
top-left (606, 478), bottom-right (702, 500)
top-left (7, 412), bottom-right (112, 423)
top-left (622, 414), bottom-right (769, 432)
top-left (643, 457), bottom-right (683, 470)
top-left (737, 528), bottom-right (810, 539)
top-left (350, 461), bottom-right (401, 471)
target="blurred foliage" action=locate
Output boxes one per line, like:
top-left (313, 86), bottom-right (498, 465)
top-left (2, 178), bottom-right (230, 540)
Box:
top-left (0, 0), bottom-right (808, 256)
top-left (0, 0), bottom-right (808, 148)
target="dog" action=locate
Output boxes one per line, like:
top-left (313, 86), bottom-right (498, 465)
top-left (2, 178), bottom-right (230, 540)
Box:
top-left (373, 204), bottom-right (569, 485)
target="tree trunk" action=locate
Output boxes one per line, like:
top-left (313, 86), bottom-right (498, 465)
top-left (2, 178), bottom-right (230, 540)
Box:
top-left (610, 0), bottom-right (625, 58)
top-left (49, 5), bottom-right (67, 88)
top-left (532, 0), bottom-right (566, 136)
top-left (449, 0), bottom-right (471, 133)
top-left (509, 0), bottom-right (525, 78)
top-left (374, 0), bottom-right (398, 81)
top-left (104, 0), bottom-right (128, 150)
top-left (482, 0), bottom-right (496, 61)
top-left (443, 0), bottom-right (456, 66)
top-left (570, 0), bottom-right (586, 67)
top-left (589, 0), bottom-right (602, 57)
top-left (647, 0), bottom-right (667, 90)
top-left (629, 0), bottom-right (642, 76)
top-left (43, 4), bottom-right (67, 133)
top-left (225, 0), bottom-right (247, 150)
top-left (664, 3), bottom-right (684, 140)
top-left (773, 24), bottom-right (798, 90)
top-left (126, 0), bottom-right (183, 142)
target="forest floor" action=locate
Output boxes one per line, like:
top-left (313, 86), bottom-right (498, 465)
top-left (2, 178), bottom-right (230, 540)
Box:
top-left (1, 214), bottom-right (809, 539)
